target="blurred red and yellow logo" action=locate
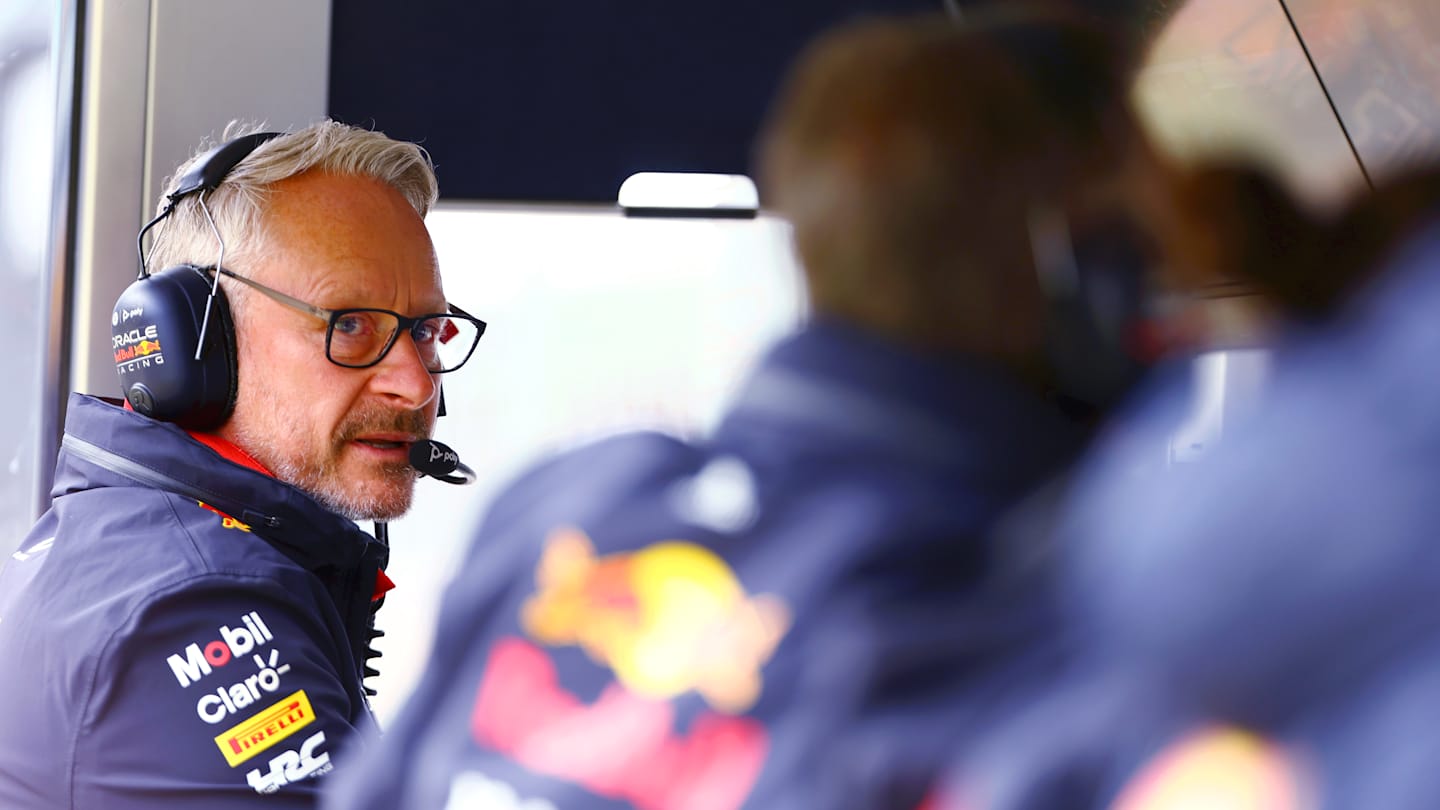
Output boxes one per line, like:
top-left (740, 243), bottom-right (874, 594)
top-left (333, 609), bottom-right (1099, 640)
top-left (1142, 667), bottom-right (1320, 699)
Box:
top-left (1110, 726), bottom-right (1314, 810)
top-left (198, 501), bottom-right (252, 532)
top-left (521, 527), bottom-right (790, 713)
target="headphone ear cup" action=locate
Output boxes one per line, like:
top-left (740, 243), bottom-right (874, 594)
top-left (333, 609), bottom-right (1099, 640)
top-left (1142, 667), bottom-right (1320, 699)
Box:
top-left (1041, 219), bottom-right (1155, 412)
top-left (111, 264), bottom-right (238, 430)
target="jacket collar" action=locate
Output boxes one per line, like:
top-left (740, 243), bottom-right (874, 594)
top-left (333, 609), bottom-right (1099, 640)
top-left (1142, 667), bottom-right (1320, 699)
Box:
top-left (56, 394), bottom-right (374, 570)
top-left (722, 320), bottom-right (1089, 482)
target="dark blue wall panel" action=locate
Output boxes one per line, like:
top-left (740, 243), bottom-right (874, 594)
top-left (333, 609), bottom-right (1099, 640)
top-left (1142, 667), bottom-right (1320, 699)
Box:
top-left (329, 1), bottom-right (950, 202)
top-left (328, 0), bottom-right (1168, 203)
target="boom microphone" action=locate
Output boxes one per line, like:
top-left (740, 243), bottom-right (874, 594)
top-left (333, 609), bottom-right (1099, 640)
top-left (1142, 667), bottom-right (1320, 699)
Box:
top-left (408, 439), bottom-right (476, 485)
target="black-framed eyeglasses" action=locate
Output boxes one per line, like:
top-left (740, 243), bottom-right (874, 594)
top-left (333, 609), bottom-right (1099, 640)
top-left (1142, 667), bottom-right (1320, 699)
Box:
top-left (207, 266), bottom-right (486, 373)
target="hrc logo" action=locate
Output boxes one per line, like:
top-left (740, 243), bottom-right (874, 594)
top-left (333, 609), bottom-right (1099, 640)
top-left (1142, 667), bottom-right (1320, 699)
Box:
top-left (213, 690), bottom-right (315, 768)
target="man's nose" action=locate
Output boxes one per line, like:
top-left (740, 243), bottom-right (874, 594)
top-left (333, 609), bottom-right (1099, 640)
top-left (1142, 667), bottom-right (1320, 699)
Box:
top-left (368, 329), bottom-right (438, 410)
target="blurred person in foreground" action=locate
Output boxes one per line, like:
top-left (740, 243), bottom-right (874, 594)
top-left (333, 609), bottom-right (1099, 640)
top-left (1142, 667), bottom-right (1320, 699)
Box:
top-left (324, 8), bottom-right (1196, 810)
top-left (0, 121), bottom-right (485, 807)
top-left (948, 167), bottom-right (1440, 810)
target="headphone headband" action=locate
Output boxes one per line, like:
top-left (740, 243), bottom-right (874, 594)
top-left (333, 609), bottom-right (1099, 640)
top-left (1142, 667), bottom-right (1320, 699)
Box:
top-left (169, 131), bottom-right (284, 202)
top-left (117, 130), bottom-right (284, 429)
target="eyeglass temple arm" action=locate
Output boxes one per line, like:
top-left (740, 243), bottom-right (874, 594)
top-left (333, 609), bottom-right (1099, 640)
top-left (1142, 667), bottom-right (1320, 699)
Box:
top-left (215, 266), bottom-right (479, 329)
top-left (213, 267), bottom-right (333, 322)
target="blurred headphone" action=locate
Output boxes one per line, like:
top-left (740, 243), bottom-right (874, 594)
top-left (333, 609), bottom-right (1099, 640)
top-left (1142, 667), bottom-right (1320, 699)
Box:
top-left (112, 131), bottom-right (282, 430)
top-left (988, 14), bottom-right (1162, 413)
top-left (1029, 207), bottom-right (1160, 414)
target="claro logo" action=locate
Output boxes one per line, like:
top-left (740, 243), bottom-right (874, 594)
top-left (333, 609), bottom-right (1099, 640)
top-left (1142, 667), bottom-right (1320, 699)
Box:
top-left (197, 649), bottom-right (293, 724)
top-left (167, 611), bottom-right (275, 688)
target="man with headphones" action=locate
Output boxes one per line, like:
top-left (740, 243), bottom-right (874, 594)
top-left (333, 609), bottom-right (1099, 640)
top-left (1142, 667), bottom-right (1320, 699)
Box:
top-left (0, 121), bottom-right (484, 807)
top-left (323, 9), bottom-right (1182, 810)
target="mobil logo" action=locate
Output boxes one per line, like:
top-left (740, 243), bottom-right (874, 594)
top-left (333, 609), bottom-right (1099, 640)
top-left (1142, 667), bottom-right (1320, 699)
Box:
top-left (167, 611), bottom-right (275, 688)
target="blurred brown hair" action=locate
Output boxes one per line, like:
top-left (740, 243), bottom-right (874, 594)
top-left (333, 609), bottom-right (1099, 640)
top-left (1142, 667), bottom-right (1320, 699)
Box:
top-left (757, 5), bottom-right (1172, 368)
top-left (1160, 162), bottom-right (1318, 299)
top-left (1160, 160), bottom-right (1440, 327)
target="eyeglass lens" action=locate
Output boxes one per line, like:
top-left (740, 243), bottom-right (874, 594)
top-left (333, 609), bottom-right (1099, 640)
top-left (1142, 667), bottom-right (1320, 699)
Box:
top-left (327, 310), bottom-right (480, 371)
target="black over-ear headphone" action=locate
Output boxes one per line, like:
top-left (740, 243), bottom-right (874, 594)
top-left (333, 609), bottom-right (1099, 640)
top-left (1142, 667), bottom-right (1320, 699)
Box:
top-left (984, 17), bottom-right (1160, 414)
top-left (1030, 209), bottom-right (1158, 413)
top-left (112, 131), bottom-right (282, 430)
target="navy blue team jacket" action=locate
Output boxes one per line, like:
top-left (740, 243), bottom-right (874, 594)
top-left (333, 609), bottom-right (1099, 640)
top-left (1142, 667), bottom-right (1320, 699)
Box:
top-left (0, 394), bottom-right (387, 808)
top-left (325, 321), bottom-right (1089, 810)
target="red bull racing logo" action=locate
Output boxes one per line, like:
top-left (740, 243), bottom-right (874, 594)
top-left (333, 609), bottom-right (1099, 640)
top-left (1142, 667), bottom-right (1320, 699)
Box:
top-left (467, 527), bottom-right (791, 810)
top-left (113, 324), bottom-right (165, 372)
top-left (473, 637), bottom-right (769, 810)
top-left (520, 527), bottom-right (790, 713)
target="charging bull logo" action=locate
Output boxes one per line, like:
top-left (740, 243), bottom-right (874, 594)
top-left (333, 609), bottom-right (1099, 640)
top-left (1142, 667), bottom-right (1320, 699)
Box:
top-left (113, 340), bottom-right (162, 363)
top-left (520, 528), bottom-right (790, 714)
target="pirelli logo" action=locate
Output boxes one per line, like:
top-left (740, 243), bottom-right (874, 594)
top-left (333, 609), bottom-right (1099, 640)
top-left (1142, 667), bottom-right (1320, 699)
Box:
top-left (213, 689), bottom-right (315, 768)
